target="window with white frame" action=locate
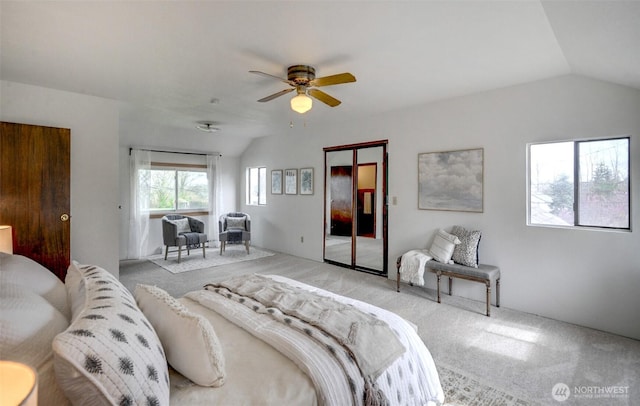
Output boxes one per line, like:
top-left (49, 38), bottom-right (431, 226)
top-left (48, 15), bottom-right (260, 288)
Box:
top-left (528, 137), bottom-right (630, 230)
top-left (247, 166), bottom-right (266, 205)
top-left (142, 165), bottom-right (209, 213)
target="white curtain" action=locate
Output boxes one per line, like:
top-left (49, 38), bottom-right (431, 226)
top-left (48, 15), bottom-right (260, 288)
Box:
top-left (128, 149), bottom-right (151, 259)
top-left (207, 154), bottom-right (222, 245)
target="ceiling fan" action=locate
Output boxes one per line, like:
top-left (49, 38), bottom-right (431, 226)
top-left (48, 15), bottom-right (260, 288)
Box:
top-left (250, 65), bottom-right (356, 114)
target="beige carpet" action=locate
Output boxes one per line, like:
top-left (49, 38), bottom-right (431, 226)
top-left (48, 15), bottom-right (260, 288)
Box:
top-left (120, 251), bottom-right (639, 405)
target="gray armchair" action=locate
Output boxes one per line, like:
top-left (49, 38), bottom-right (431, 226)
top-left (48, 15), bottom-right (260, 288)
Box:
top-left (162, 214), bottom-right (207, 262)
top-left (218, 212), bottom-right (251, 255)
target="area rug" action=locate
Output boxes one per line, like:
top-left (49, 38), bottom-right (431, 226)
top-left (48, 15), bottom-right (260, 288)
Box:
top-left (148, 245), bottom-right (275, 274)
top-left (439, 364), bottom-right (534, 406)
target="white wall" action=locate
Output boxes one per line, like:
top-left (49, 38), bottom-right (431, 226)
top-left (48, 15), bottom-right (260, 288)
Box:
top-left (117, 149), bottom-right (239, 259)
top-left (1, 81), bottom-right (120, 275)
top-left (240, 74), bottom-right (640, 340)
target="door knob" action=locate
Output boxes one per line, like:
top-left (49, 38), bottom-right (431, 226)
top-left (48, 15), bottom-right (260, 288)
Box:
top-left (60, 214), bottom-right (70, 222)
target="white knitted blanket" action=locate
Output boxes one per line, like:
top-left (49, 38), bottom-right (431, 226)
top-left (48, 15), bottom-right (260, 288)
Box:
top-left (399, 249), bottom-right (432, 286)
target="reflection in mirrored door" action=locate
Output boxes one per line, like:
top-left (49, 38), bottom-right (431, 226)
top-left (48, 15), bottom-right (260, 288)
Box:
top-left (355, 146), bottom-right (384, 272)
top-left (323, 141), bottom-right (388, 275)
top-left (324, 149), bottom-right (354, 266)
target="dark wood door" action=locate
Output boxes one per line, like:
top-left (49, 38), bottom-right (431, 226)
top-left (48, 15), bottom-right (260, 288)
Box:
top-left (0, 122), bottom-right (71, 280)
top-left (330, 166), bottom-right (353, 236)
top-left (357, 189), bottom-right (375, 237)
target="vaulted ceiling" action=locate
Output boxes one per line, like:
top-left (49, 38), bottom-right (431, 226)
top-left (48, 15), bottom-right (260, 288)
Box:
top-left (2, 1), bottom-right (639, 156)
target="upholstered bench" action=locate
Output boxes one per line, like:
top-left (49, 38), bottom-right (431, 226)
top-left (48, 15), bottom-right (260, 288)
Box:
top-left (396, 256), bottom-right (501, 316)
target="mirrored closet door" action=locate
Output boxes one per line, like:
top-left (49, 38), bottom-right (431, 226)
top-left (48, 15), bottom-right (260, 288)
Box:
top-left (323, 140), bottom-right (388, 275)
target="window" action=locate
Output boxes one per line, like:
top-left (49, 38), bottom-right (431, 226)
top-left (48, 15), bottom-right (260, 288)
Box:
top-left (247, 167), bottom-right (266, 205)
top-left (142, 166), bottom-right (209, 213)
top-left (528, 137), bottom-right (630, 230)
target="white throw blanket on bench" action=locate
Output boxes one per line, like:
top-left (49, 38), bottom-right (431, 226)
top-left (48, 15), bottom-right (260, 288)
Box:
top-left (399, 250), bottom-right (432, 286)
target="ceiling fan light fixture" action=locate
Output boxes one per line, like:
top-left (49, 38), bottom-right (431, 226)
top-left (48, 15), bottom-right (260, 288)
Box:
top-left (290, 93), bottom-right (312, 114)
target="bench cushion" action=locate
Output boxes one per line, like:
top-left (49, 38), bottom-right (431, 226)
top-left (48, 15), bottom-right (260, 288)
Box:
top-left (426, 260), bottom-right (500, 281)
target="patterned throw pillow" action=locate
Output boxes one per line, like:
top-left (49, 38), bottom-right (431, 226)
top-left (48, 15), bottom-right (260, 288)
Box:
top-left (450, 226), bottom-right (482, 268)
top-left (173, 218), bottom-right (191, 234)
top-left (428, 229), bottom-right (461, 264)
top-left (135, 284), bottom-right (226, 387)
top-left (226, 216), bottom-right (246, 230)
top-left (53, 264), bottom-right (169, 406)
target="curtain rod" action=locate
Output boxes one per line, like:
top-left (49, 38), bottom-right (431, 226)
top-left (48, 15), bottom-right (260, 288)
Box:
top-left (129, 147), bottom-right (221, 157)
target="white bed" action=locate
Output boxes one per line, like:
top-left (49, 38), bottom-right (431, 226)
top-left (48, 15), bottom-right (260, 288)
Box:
top-left (0, 253), bottom-right (444, 405)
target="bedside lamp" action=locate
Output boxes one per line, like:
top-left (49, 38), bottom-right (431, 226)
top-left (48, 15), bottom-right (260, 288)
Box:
top-left (0, 360), bottom-right (38, 405)
top-left (0, 225), bottom-right (12, 254)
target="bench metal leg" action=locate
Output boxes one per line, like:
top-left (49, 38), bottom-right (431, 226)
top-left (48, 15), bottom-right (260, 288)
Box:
top-left (496, 278), bottom-right (500, 308)
top-left (436, 272), bottom-right (442, 303)
top-left (448, 277), bottom-right (453, 296)
top-left (396, 257), bottom-right (402, 292)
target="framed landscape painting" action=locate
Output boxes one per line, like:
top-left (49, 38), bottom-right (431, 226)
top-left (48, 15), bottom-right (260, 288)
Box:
top-left (271, 170), bottom-right (282, 194)
top-left (300, 168), bottom-right (314, 195)
top-left (285, 169), bottom-right (297, 195)
top-left (418, 148), bottom-right (483, 212)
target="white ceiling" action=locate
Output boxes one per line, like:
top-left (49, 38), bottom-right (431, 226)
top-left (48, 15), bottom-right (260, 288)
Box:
top-left (2, 1), bottom-right (639, 156)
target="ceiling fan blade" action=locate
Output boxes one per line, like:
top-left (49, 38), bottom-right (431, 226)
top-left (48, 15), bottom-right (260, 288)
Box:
top-left (249, 70), bottom-right (294, 86)
top-left (308, 88), bottom-right (341, 107)
top-left (309, 72), bottom-right (356, 87)
top-left (257, 88), bottom-right (295, 102)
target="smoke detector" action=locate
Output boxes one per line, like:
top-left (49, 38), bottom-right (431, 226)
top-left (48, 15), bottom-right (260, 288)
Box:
top-left (195, 121), bottom-right (220, 133)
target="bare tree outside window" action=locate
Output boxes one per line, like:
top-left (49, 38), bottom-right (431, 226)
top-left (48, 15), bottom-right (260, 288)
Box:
top-left (529, 137), bottom-right (629, 230)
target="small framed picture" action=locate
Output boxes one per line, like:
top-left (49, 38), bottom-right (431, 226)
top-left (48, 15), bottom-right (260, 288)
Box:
top-left (284, 169), bottom-right (297, 195)
top-left (300, 168), bottom-right (314, 195)
top-left (271, 170), bottom-right (283, 194)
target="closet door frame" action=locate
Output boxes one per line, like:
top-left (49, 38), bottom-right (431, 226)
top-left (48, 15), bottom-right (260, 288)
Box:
top-left (323, 140), bottom-right (388, 275)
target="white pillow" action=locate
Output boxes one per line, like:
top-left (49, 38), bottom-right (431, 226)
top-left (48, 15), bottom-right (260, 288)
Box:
top-left (134, 284), bottom-right (226, 387)
top-left (53, 264), bottom-right (170, 406)
top-left (173, 218), bottom-right (191, 234)
top-left (0, 283), bottom-right (69, 371)
top-left (65, 261), bottom-right (86, 322)
top-left (428, 229), bottom-right (461, 264)
top-left (0, 253), bottom-right (70, 320)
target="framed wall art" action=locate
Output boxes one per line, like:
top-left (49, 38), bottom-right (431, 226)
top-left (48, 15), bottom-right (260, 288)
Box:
top-left (299, 167), bottom-right (314, 195)
top-left (284, 168), bottom-right (297, 195)
top-left (271, 169), bottom-right (283, 194)
top-left (418, 148), bottom-right (483, 212)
